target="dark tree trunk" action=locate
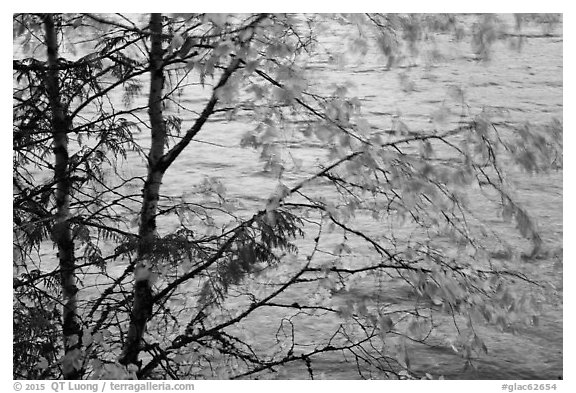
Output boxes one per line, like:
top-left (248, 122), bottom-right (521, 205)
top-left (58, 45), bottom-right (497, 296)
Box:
top-left (119, 13), bottom-right (167, 368)
top-left (119, 12), bottom-right (252, 370)
top-left (43, 13), bottom-right (82, 380)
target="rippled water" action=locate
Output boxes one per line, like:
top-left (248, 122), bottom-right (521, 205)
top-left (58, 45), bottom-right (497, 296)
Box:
top-left (150, 17), bottom-right (562, 379)
top-left (15, 15), bottom-right (562, 379)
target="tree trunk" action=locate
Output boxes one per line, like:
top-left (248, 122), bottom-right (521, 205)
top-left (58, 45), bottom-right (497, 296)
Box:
top-left (43, 14), bottom-right (82, 380)
top-left (119, 13), bottom-right (167, 368)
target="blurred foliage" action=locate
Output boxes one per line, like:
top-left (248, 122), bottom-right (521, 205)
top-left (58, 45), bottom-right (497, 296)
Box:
top-left (13, 13), bottom-right (562, 380)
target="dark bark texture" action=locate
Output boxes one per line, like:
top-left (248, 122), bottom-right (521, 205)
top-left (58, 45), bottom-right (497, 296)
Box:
top-left (119, 13), bottom-right (166, 367)
top-left (43, 13), bottom-right (82, 379)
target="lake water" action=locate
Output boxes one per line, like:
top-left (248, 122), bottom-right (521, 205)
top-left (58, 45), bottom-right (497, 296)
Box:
top-left (15, 14), bottom-right (562, 380)
top-left (145, 16), bottom-right (562, 379)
